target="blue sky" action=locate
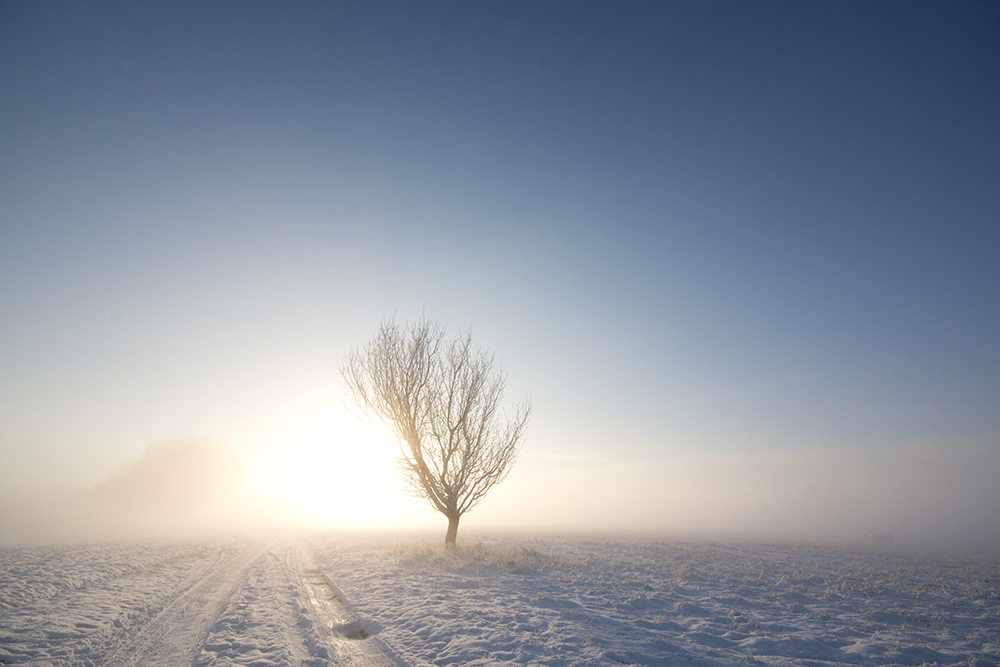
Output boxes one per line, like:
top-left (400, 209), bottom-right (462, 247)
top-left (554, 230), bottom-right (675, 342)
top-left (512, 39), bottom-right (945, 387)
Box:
top-left (2, 2), bottom-right (998, 545)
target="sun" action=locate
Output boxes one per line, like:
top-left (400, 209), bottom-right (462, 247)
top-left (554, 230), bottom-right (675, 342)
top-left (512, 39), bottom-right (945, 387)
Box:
top-left (257, 403), bottom-right (431, 529)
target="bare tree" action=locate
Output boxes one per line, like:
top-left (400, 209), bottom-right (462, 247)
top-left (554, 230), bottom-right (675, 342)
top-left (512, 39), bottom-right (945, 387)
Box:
top-left (341, 317), bottom-right (531, 545)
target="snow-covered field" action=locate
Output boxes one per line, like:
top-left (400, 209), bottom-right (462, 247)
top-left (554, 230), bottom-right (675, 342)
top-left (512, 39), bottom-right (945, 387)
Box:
top-left (1, 533), bottom-right (997, 666)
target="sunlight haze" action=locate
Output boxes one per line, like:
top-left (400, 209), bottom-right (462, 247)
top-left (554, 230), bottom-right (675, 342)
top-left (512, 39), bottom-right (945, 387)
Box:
top-left (1, 1), bottom-right (998, 551)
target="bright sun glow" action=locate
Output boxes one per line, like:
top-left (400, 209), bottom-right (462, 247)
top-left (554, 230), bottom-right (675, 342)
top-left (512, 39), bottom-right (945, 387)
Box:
top-left (251, 403), bottom-right (433, 529)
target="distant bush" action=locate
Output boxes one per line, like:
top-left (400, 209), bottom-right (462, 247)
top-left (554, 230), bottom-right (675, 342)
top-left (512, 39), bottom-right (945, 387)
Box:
top-left (85, 439), bottom-right (242, 514)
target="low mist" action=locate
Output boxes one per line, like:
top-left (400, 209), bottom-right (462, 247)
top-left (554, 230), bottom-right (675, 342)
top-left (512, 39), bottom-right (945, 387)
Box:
top-left (3, 438), bottom-right (998, 554)
top-left (1, 439), bottom-right (263, 544)
top-left (481, 443), bottom-right (1000, 552)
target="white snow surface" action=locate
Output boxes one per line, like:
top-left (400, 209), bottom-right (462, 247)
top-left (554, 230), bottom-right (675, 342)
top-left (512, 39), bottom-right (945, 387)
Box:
top-left (1, 533), bottom-right (998, 666)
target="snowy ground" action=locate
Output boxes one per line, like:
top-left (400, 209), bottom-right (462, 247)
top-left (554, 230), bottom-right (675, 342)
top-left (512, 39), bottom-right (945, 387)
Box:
top-left (1, 533), bottom-right (997, 666)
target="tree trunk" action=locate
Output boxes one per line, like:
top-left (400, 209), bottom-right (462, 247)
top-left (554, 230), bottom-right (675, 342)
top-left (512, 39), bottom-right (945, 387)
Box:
top-left (444, 512), bottom-right (461, 547)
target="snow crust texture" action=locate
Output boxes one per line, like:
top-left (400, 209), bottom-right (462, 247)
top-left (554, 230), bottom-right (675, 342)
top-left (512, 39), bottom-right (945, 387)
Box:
top-left (312, 535), bottom-right (1000, 667)
top-left (0, 539), bottom-right (397, 667)
top-left (0, 535), bottom-right (997, 666)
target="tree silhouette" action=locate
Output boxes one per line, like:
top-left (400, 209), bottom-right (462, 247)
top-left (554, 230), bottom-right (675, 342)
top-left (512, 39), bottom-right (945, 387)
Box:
top-left (87, 439), bottom-right (241, 514)
top-left (342, 317), bottom-right (531, 545)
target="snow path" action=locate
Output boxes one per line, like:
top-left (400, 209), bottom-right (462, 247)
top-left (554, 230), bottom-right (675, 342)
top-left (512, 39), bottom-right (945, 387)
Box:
top-left (192, 544), bottom-right (325, 667)
top-left (102, 541), bottom-right (273, 667)
top-left (0, 540), bottom-right (409, 667)
top-left (292, 541), bottom-right (407, 667)
top-left (190, 541), bottom-right (406, 667)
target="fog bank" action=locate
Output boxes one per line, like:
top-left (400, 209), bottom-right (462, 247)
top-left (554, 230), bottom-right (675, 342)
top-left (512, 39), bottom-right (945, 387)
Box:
top-left (4, 440), bottom-right (997, 554)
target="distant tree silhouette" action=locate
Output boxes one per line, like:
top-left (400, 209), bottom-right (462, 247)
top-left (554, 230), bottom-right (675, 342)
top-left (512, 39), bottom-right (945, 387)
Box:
top-left (87, 439), bottom-right (241, 513)
top-left (342, 317), bottom-right (531, 546)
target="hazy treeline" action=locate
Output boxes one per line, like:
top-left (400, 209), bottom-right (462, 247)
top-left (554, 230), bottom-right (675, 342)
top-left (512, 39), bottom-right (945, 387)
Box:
top-left (2, 439), bottom-right (246, 543)
top-left (83, 438), bottom-right (242, 513)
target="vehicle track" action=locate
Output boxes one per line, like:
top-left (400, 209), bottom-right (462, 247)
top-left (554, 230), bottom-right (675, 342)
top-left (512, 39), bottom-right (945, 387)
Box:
top-left (1, 539), bottom-right (410, 667)
top-left (292, 541), bottom-right (408, 667)
top-left (101, 541), bottom-right (273, 667)
top-left (191, 546), bottom-right (322, 667)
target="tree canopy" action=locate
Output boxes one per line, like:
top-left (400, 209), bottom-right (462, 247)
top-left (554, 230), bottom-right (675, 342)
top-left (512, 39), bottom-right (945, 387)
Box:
top-left (342, 318), bottom-right (530, 545)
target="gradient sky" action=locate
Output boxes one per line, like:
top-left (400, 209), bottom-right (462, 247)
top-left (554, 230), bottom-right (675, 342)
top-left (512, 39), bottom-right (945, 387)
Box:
top-left (2, 2), bottom-right (998, 546)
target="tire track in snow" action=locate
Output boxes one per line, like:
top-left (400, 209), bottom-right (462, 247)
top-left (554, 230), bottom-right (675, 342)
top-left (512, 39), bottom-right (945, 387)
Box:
top-left (193, 546), bottom-right (327, 667)
top-left (101, 541), bottom-right (272, 667)
top-left (293, 541), bottom-right (409, 667)
top-left (0, 542), bottom-right (227, 666)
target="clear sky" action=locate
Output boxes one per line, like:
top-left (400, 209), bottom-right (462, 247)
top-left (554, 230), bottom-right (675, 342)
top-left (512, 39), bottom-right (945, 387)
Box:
top-left (2, 2), bottom-right (998, 547)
